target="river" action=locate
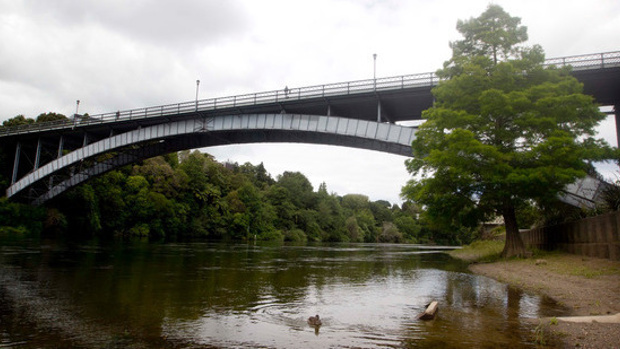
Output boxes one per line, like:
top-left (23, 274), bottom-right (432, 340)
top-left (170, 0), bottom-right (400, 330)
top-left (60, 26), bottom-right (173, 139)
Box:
top-left (0, 236), bottom-right (568, 348)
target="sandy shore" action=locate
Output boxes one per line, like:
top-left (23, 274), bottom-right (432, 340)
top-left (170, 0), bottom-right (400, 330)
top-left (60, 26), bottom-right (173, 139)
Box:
top-left (468, 254), bottom-right (620, 348)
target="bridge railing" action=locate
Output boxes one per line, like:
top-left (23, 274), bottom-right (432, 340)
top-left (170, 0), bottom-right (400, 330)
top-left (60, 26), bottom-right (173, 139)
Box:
top-left (1, 51), bottom-right (619, 138)
top-left (543, 51), bottom-right (620, 70)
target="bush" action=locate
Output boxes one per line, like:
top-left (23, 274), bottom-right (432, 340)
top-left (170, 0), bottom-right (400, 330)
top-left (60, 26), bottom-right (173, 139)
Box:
top-left (283, 229), bottom-right (307, 242)
top-left (0, 197), bottom-right (45, 235)
top-left (377, 222), bottom-right (403, 243)
top-left (257, 229), bottom-right (284, 242)
top-left (128, 223), bottom-right (150, 237)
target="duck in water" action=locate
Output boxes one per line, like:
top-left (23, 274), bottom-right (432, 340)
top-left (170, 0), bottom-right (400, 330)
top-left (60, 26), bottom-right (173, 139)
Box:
top-left (307, 314), bottom-right (322, 326)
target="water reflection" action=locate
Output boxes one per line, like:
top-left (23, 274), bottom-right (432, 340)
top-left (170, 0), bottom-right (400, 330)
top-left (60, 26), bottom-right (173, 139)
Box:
top-left (0, 238), bottom-right (568, 348)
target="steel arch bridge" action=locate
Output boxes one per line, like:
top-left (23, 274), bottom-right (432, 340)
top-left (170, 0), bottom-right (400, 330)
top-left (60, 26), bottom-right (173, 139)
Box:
top-left (5, 114), bottom-right (416, 205)
top-left (1, 51), bottom-right (619, 206)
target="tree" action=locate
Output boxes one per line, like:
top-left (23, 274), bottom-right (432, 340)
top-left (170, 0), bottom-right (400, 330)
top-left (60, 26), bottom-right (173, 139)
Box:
top-left (341, 194), bottom-right (369, 211)
top-left (276, 171), bottom-right (315, 208)
top-left (402, 5), bottom-right (612, 257)
top-left (2, 114), bottom-right (34, 127)
top-left (36, 112), bottom-right (67, 123)
top-left (450, 4), bottom-right (527, 65)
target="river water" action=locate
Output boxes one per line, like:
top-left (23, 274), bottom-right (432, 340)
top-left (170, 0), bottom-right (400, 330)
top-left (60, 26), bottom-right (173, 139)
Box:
top-left (0, 237), bottom-right (568, 348)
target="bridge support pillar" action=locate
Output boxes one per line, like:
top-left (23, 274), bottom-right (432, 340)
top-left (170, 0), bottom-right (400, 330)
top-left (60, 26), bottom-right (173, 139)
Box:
top-left (615, 105), bottom-right (619, 148)
top-left (377, 100), bottom-right (382, 122)
top-left (34, 138), bottom-right (42, 170)
top-left (11, 142), bottom-right (21, 185)
top-left (615, 105), bottom-right (620, 171)
top-left (57, 135), bottom-right (64, 158)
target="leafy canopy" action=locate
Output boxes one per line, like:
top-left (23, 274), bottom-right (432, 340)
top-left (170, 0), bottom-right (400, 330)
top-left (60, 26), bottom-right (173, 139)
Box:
top-left (402, 5), bottom-right (612, 257)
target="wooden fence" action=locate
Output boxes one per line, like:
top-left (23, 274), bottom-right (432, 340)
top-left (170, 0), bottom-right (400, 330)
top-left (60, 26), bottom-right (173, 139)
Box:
top-left (521, 211), bottom-right (620, 260)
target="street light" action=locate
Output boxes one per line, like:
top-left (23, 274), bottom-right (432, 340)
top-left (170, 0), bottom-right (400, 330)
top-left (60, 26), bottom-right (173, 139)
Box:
top-left (195, 79), bottom-right (200, 111)
top-left (73, 99), bottom-right (80, 128)
top-left (373, 53), bottom-right (377, 90)
top-left (373, 53), bottom-right (377, 80)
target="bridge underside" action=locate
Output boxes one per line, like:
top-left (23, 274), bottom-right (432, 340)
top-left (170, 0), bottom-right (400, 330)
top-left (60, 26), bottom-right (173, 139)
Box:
top-left (6, 114), bottom-right (416, 205)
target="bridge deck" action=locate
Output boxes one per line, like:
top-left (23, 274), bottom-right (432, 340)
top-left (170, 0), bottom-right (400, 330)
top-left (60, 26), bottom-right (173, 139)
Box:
top-left (1, 51), bottom-right (619, 140)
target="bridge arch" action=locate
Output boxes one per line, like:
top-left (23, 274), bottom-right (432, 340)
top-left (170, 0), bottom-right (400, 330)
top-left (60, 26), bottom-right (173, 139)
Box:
top-left (7, 113), bottom-right (416, 205)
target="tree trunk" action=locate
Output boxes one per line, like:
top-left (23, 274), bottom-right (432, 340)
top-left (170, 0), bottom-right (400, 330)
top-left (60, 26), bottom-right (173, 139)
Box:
top-left (501, 202), bottom-right (526, 258)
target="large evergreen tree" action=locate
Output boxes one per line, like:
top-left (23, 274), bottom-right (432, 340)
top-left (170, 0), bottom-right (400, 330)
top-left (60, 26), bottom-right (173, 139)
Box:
top-left (402, 5), bottom-right (612, 257)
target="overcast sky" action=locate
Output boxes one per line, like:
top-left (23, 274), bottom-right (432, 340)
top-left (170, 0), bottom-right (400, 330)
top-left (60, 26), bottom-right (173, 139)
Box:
top-left (1, 0), bottom-right (619, 204)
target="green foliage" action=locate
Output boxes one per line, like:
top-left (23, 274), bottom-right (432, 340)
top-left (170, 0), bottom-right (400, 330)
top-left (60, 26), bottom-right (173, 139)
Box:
top-left (36, 112), bottom-right (67, 123)
top-left (377, 222), bottom-right (403, 243)
top-left (450, 4), bottom-right (528, 65)
top-left (24, 150), bottom-right (424, 243)
top-left (403, 5), bottom-right (613, 257)
top-left (1, 114), bottom-right (35, 127)
top-left (276, 171), bottom-right (315, 208)
top-left (393, 215), bottom-right (419, 243)
top-left (0, 197), bottom-right (46, 235)
top-left (283, 228), bottom-right (307, 242)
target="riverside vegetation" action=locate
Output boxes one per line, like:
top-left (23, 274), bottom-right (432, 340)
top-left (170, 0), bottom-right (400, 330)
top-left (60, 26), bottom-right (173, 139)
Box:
top-left (0, 143), bottom-right (455, 244)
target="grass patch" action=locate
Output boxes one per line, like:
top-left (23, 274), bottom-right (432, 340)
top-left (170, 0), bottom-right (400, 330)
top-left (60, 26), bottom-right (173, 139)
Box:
top-left (526, 251), bottom-right (620, 278)
top-left (449, 240), bottom-right (504, 263)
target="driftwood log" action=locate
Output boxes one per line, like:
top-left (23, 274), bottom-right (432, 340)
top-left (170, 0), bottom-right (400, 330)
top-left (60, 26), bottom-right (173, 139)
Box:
top-left (418, 301), bottom-right (439, 320)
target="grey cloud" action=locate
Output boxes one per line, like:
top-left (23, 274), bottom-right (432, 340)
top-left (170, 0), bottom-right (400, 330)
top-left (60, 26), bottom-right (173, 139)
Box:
top-left (22, 0), bottom-right (250, 47)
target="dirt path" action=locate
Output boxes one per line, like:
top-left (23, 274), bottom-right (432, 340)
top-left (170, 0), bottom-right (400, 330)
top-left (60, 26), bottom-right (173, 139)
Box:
top-left (468, 254), bottom-right (620, 348)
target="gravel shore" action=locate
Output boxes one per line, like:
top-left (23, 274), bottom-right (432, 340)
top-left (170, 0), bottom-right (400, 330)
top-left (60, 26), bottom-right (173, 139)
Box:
top-left (468, 254), bottom-right (620, 348)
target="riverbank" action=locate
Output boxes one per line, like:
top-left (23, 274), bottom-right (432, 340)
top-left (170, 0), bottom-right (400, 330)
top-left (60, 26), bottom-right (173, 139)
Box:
top-left (460, 250), bottom-right (620, 348)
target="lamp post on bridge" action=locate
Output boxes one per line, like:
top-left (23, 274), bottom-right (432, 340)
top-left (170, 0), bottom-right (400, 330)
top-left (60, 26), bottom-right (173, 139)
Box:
top-left (373, 53), bottom-right (377, 89)
top-left (373, 53), bottom-right (381, 122)
top-left (73, 100), bottom-right (80, 128)
top-left (195, 79), bottom-right (200, 111)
